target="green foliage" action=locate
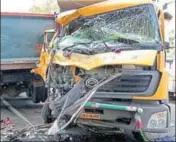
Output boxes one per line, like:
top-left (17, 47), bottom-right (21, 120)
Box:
top-left (29, 0), bottom-right (59, 14)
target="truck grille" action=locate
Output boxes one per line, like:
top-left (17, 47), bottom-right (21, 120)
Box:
top-left (98, 75), bottom-right (152, 93)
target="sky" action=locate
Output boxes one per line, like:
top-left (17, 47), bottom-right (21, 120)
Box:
top-left (1, 0), bottom-right (47, 12)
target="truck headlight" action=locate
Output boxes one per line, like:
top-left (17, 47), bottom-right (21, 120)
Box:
top-left (147, 111), bottom-right (167, 128)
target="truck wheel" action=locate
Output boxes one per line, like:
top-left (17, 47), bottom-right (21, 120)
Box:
top-left (32, 86), bottom-right (47, 103)
top-left (32, 86), bottom-right (41, 103)
top-left (41, 87), bottom-right (48, 102)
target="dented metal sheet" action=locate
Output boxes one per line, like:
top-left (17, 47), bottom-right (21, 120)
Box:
top-left (52, 50), bottom-right (157, 70)
top-left (56, 0), bottom-right (153, 26)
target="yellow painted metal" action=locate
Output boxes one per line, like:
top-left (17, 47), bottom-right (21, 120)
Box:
top-left (33, 0), bottom-right (168, 101)
top-left (70, 66), bottom-right (82, 83)
top-left (56, 0), bottom-right (153, 26)
top-left (31, 51), bottom-right (50, 81)
top-left (52, 50), bottom-right (157, 70)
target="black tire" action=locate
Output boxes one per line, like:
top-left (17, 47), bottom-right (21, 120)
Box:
top-left (32, 86), bottom-right (41, 103)
top-left (41, 87), bottom-right (48, 102)
top-left (27, 86), bottom-right (33, 97)
top-left (31, 73), bottom-right (47, 103)
top-left (32, 85), bottom-right (47, 103)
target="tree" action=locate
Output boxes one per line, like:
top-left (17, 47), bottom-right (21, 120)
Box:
top-left (29, 0), bottom-right (59, 14)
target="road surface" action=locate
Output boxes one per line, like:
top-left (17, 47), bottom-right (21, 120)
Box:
top-left (1, 97), bottom-right (175, 141)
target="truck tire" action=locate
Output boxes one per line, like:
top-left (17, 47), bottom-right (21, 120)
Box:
top-left (41, 87), bottom-right (48, 102)
top-left (31, 85), bottom-right (47, 103)
top-left (32, 86), bottom-right (42, 103)
top-left (32, 73), bottom-right (47, 103)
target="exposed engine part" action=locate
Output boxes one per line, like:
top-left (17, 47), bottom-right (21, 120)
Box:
top-left (48, 72), bottom-right (122, 135)
top-left (46, 65), bottom-right (121, 119)
top-left (43, 64), bottom-right (152, 123)
top-left (49, 65), bottom-right (74, 95)
top-left (85, 77), bottom-right (99, 89)
top-left (49, 79), bottom-right (86, 118)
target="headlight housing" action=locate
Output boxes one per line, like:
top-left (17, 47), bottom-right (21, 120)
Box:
top-left (147, 111), bottom-right (167, 129)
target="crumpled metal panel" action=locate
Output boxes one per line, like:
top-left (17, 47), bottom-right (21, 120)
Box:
top-left (53, 50), bottom-right (157, 70)
top-left (56, 0), bottom-right (153, 25)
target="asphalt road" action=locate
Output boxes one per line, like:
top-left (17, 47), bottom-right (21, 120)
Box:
top-left (0, 97), bottom-right (175, 141)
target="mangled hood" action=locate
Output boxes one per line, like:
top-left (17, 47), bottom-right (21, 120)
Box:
top-left (52, 50), bottom-right (157, 70)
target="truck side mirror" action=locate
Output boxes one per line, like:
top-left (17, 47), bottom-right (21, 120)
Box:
top-left (164, 12), bottom-right (173, 20)
top-left (164, 42), bottom-right (170, 49)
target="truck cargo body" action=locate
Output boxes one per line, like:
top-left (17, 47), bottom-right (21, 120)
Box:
top-left (1, 12), bottom-right (55, 98)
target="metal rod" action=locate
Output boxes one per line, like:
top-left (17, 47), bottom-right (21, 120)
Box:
top-left (84, 102), bottom-right (138, 112)
top-left (1, 97), bottom-right (34, 126)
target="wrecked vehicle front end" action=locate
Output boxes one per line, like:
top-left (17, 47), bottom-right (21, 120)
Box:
top-left (42, 3), bottom-right (170, 141)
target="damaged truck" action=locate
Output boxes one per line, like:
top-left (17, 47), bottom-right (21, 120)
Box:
top-left (32, 0), bottom-right (173, 141)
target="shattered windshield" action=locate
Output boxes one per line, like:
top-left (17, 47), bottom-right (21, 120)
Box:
top-left (57, 4), bottom-right (161, 54)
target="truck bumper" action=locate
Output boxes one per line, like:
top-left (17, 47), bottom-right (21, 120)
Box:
top-left (77, 100), bottom-right (171, 133)
top-left (133, 101), bottom-right (171, 133)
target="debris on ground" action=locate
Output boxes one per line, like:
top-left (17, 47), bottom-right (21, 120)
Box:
top-left (1, 119), bottom-right (17, 141)
top-left (0, 118), bottom-right (13, 129)
top-left (1, 123), bottom-right (52, 141)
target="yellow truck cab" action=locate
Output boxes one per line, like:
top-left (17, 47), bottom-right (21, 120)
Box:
top-left (32, 0), bottom-right (173, 141)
